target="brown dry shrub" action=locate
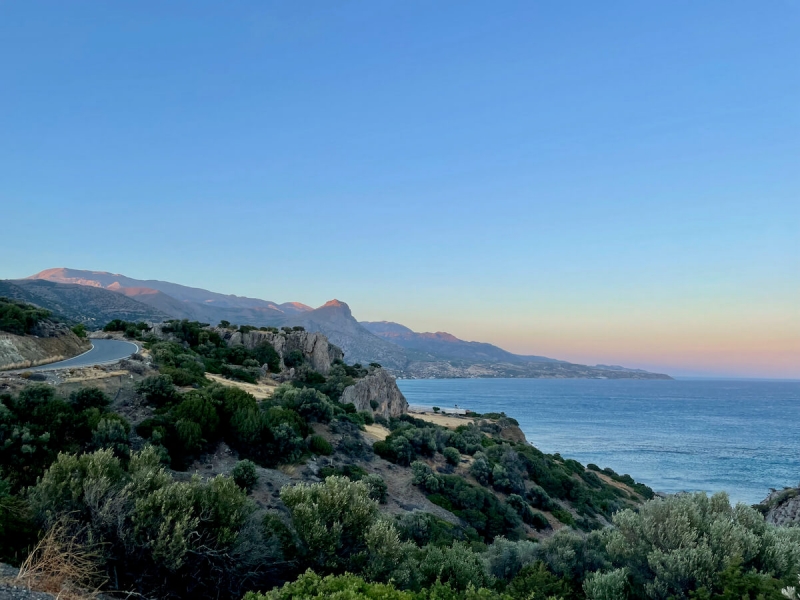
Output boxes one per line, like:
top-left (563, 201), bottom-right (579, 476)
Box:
top-left (14, 520), bottom-right (106, 600)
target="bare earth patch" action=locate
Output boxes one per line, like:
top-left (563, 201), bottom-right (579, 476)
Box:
top-left (205, 373), bottom-right (278, 399)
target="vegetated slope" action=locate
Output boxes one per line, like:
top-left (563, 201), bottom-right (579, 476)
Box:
top-left (0, 297), bottom-right (90, 369)
top-left (0, 323), bottom-right (795, 600)
top-left (0, 323), bottom-right (654, 598)
top-left (0, 279), bottom-right (169, 326)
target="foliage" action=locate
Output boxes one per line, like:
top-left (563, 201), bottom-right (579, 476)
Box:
top-left (0, 385), bottom-right (129, 490)
top-left (232, 459), bottom-right (259, 491)
top-left (103, 319), bottom-right (151, 339)
top-left (244, 569), bottom-right (414, 599)
top-left (308, 434), bottom-right (333, 455)
top-left (443, 446), bottom-right (461, 465)
top-left (603, 492), bottom-right (800, 599)
top-left (135, 374), bottom-right (177, 405)
top-left (0, 297), bottom-right (50, 335)
top-left (70, 323), bottom-right (87, 338)
top-left (27, 446), bottom-right (267, 598)
top-left (280, 476), bottom-right (379, 570)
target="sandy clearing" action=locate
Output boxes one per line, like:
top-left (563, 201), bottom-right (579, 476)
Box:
top-left (411, 411), bottom-right (473, 429)
top-left (205, 373), bottom-right (278, 399)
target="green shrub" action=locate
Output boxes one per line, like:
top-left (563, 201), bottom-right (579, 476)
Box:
top-left (232, 460), bottom-right (259, 491)
top-left (551, 508), bottom-right (575, 526)
top-left (362, 473), bottom-right (388, 504)
top-left (135, 374), bottom-right (177, 405)
top-left (308, 435), bottom-right (333, 455)
top-left (483, 536), bottom-right (538, 581)
top-left (508, 561), bottom-right (572, 599)
top-left (70, 387), bottom-right (111, 410)
top-left (443, 447), bottom-right (461, 465)
top-left (243, 570), bottom-right (414, 599)
top-left (318, 464), bottom-right (368, 480)
top-left (283, 350), bottom-right (305, 369)
top-left (280, 476), bottom-right (379, 570)
top-left (274, 385), bottom-right (334, 423)
top-left (418, 541), bottom-right (489, 591)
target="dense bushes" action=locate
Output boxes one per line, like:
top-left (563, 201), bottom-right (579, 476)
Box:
top-left (0, 385), bottom-right (127, 490)
top-left (136, 383), bottom-right (314, 469)
top-left (0, 297), bottom-right (50, 335)
top-left (27, 446), bottom-right (270, 598)
top-left (103, 318), bottom-right (151, 339)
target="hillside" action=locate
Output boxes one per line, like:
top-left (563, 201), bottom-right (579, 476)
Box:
top-left (0, 322), bottom-right (659, 599)
top-left (0, 297), bottom-right (91, 370)
top-left (20, 268), bottom-right (672, 380)
top-left (0, 321), bottom-right (793, 600)
top-left (29, 268), bottom-right (311, 326)
top-left (0, 279), bottom-right (170, 325)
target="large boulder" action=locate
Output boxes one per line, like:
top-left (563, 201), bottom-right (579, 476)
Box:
top-left (340, 368), bottom-right (408, 419)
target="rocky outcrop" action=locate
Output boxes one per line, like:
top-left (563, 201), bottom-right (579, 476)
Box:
top-left (477, 418), bottom-right (528, 443)
top-left (0, 322), bottom-right (90, 371)
top-left (340, 368), bottom-right (408, 419)
top-left (214, 328), bottom-right (343, 375)
top-left (759, 487), bottom-right (800, 526)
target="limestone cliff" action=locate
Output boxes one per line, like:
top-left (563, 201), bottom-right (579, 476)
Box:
top-left (147, 323), bottom-right (344, 375)
top-left (759, 487), bottom-right (800, 526)
top-left (0, 322), bottom-right (90, 370)
top-left (340, 368), bottom-right (408, 419)
top-left (218, 329), bottom-right (343, 375)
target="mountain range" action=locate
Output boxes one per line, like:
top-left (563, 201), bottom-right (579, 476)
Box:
top-left (0, 268), bottom-right (671, 379)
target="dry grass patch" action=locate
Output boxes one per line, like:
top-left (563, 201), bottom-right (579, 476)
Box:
top-left (363, 423), bottom-right (390, 441)
top-left (14, 521), bottom-right (106, 600)
top-left (205, 373), bottom-right (278, 399)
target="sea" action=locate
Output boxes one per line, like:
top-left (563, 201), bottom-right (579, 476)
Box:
top-left (396, 378), bottom-right (800, 505)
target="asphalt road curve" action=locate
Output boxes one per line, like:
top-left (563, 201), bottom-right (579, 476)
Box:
top-left (29, 339), bottom-right (139, 371)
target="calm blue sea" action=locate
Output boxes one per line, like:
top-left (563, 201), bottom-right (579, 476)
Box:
top-left (396, 378), bottom-right (800, 505)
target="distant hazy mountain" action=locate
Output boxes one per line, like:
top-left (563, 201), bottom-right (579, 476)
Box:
top-left (0, 279), bottom-right (170, 325)
top-left (361, 320), bottom-right (565, 365)
top-left (17, 268), bottom-right (672, 379)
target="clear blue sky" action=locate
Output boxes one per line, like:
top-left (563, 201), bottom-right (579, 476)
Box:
top-left (1, 2), bottom-right (798, 377)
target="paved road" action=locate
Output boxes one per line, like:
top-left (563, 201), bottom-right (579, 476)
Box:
top-left (29, 339), bottom-right (139, 371)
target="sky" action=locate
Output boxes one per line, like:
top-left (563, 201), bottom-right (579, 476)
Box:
top-left (0, 1), bottom-right (798, 378)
